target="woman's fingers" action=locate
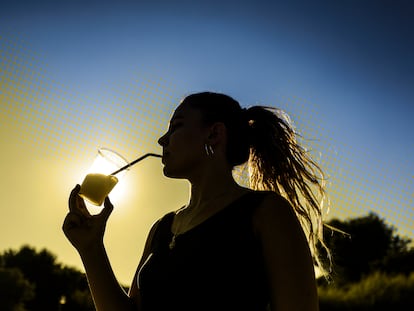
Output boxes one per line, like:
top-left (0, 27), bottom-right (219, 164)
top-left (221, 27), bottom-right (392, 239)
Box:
top-left (68, 184), bottom-right (92, 218)
top-left (63, 196), bottom-right (114, 252)
top-left (100, 197), bottom-right (114, 222)
top-left (77, 194), bottom-right (92, 218)
top-left (69, 185), bottom-right (81, 213)
top-left (62, 212), bottom-right (84, 232)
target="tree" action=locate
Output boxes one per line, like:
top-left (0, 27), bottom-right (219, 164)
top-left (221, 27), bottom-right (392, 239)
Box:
top-left (0, 267), bottom-right (34, 311)
top-left (320, 212), bottom-right (412, 285)
top-left (0, 245), bottom-right (94, 311)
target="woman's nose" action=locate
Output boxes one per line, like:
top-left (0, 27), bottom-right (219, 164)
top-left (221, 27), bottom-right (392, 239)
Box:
top-left (158, 133), bottom-right (168, 146)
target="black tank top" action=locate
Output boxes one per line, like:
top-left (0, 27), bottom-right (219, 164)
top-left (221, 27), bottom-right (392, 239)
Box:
top-left (138, 191), bottom-right (271, 311)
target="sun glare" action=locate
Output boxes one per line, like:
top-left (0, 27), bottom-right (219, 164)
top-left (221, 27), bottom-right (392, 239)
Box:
top-left (86, 148), bottom-right (129, 177)
top-left (81, 148), bottom-right (130, 214)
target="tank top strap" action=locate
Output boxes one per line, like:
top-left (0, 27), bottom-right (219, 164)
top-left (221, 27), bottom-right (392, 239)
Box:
top-left (149, 211), bottom-right (175, 254)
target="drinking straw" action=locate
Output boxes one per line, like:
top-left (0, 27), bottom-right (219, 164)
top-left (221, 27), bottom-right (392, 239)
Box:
top-left (110, 153), bottom-right (162, 175)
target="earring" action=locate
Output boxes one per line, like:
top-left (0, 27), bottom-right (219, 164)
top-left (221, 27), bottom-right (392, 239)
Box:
top-left (204, 144), bottom-right (214, 156)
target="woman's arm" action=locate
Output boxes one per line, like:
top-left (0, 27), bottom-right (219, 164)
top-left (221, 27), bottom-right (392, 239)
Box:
top-left (79, 242), bottom-right (137, 311)
top-left (63, 185), bottom-right (137, 311)
top-left (253, 192), bottom-right (319, 311)
top-left (128, 218), bottom-right (160, 304)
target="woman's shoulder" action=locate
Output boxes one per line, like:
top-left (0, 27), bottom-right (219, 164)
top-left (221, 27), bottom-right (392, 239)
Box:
top-left (250, 190), bottom-right (300, 236)
top-left (232, 188), bottom-right (288, 212)
top-left (247, 189), bottom-right (289, 205)
top-left (147, 210), bottom-right (177, 237)
top-left (154, 210), bottom-right (177, 228)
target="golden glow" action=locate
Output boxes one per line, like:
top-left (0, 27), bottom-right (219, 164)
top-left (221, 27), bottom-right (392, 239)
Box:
top-left (79, 148), bottom-right (129, 212)
top-left (1, 34), bottom-right (413, 287)
top-left (79, 173), bottom-right (119, 206)
top-left (87, 148), bottom-right (128, 176)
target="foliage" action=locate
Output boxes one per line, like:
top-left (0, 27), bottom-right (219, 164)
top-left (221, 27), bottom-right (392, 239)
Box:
top-left (317, 211), bottom-right (414, 310)
top-left (320, 212), bottom-right (412, 285)
top-left (0, 267), bottom-right (34, 311)
top-left (0, 245), bottom-right (94, 311)
top-left (319, 271), bottom-right (414, 311)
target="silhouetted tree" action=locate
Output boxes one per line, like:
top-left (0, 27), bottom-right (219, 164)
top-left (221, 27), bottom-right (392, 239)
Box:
top-left (318, 212), bottom-right (414, 310)
top-left (58, 265), bottom-right (95, 311)
top-left (1, 245), bottom-right (65, 310)
top-left (321, 212), bottom-right (412, 285)
top-left (0, 267), bottom-right (34, 311)
top-left (0, 245), bottom-right (94, 311)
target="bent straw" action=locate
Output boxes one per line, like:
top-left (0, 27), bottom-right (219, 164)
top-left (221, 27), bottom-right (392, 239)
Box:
top-left (110, 153), bottom-right (162, 175)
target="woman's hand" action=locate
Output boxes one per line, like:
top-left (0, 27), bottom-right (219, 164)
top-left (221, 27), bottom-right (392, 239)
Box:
top-left (62, 184), bottom-right (114, 254)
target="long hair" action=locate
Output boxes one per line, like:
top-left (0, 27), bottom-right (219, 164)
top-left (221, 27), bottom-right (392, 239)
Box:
top-left (181, 92), bottom-right (331, 276)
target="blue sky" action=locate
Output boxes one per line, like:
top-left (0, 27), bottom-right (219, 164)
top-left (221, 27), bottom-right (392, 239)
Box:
top-left (1, 0), bottom-right (413, 277)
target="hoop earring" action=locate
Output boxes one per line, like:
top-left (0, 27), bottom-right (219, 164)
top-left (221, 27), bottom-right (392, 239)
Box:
top-left (204, 144), bottom-right (214, 156)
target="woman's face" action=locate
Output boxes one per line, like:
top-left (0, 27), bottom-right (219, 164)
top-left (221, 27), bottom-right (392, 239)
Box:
top-left (158, 104), bottom-right (209, 179)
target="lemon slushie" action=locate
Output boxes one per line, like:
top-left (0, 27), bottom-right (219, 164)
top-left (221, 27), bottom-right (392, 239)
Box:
top-left (79, 173), bottom-right (118, 206)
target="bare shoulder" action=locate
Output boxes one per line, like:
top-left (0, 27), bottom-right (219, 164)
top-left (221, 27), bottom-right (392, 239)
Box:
top-left (252, 191), bottom-right (303, 238)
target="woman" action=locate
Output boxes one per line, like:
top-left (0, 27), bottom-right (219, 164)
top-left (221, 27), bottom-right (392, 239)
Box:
top-left (63, 92), bottom-right (330, 310)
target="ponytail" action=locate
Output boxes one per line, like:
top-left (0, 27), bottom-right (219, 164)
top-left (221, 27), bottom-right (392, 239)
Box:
top-left (245, 106), bottom-right (331, 276)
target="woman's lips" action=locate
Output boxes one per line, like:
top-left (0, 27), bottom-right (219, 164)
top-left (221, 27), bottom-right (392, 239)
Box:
top-left (162, 152), bottom-right (170, 163)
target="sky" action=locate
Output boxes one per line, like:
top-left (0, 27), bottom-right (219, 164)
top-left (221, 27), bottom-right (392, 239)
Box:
top-left (1, 0), bottom-right (413, 285)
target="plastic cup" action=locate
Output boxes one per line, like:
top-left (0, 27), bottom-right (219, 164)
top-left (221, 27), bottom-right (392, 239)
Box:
top-left (79, 148), bottom-right (129, 206)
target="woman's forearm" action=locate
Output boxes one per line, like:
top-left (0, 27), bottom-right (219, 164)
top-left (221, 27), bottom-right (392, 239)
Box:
top-left (79, 244), bottom-right (137, 311)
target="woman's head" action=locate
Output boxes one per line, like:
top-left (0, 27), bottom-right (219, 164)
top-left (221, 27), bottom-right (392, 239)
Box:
top-left (178, 92), bottom-right (250, 167)
top-left (158, 92), bottom-right (249, 179)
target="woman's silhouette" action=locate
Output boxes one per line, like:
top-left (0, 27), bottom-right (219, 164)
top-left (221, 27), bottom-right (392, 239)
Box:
top-left (63, 92), bottom-right (330, 310)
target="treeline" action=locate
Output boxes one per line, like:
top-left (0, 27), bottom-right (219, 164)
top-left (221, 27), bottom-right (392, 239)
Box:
top-left (1, 212), bottom-right (413, 310)
top-left (318, 212), bottom-right (414, 310)
top-left (0, 246), bottom-right (94, 310)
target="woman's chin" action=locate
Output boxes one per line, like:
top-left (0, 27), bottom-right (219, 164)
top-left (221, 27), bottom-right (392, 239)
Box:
top-left (162, 166), bottom-right (177, 178)
top-left (162, 166), bottom-right (186, 179)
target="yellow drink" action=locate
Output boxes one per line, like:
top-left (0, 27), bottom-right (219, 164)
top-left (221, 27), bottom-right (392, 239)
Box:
top-left (79, 173), bottom-right (118, 206)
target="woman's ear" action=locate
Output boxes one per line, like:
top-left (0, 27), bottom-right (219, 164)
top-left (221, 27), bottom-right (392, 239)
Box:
top-left (206, 122), bottom-right (227, 145)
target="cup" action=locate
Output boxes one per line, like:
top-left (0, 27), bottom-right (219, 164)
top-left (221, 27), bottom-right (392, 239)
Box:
top-left (79, 148), bottom-right (129, 206)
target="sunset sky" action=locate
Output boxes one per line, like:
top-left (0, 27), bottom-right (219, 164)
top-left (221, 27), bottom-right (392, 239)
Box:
top-left (1, 0), bottom-right (413, 285)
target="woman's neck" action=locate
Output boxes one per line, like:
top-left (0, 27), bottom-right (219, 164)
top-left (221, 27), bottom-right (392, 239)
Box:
top-left (187, 168), bottom-right (242, 211)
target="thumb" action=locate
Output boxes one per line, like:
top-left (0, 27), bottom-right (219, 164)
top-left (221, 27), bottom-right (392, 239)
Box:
top-left (99, 197), bottom-right (114, 221)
